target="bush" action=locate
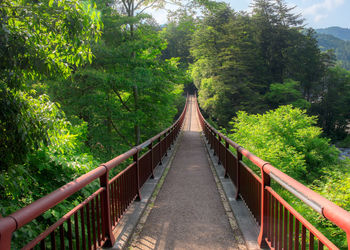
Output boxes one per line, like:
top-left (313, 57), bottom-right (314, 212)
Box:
top-left (229, 105), bottom-right (340, 183)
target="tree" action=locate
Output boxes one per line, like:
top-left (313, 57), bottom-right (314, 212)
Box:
top-left (265, 79), bottom-right (310, 109)
top-left (161, 8), bottom-right (196, 68)
top-left (0, 0), bottom-right (102, 89)
top-left (106, 0), bottom-right (177, 144)
top-left (191, 1), bottom-right (325, 128)
top-left (191, 7), bottom-right (266, 126)
top-left (160, 8), bottom-right (197, 93)
top-left (311, 67), bottom-right (350, 140)
top-left (251, 0), bottom-right (305, 84)
top-left (48, 3), bottom-right (185, 160)
top-left (0, 0), bottom-right (101, 169)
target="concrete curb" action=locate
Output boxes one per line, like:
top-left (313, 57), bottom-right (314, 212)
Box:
top-left (201, 133), bottom-right (262, 250)
top-left (106, 131), bottom-right (183, 250)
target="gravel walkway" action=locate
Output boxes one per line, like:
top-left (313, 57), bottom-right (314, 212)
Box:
top-left (130, 97), bottom-right (246, 250)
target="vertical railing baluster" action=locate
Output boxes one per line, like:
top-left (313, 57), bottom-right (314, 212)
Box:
top-left (74, 213), bottom-right (80, 250)
top-left (67, 217), bottom-right (73, 250)
top-left (159, 137), bottom-right (162, 165)
top-left (295, 218), bottom-right (299, 250)
top-left (165, 131), bottom-right (168, 156)
top-left (217, 135), bottom-right (221, 165)
top-left (271, 195), bottom-right (275, 247)
top-left (235, 149), bottom-right (242, 200)
top-left (59, 225), bottom-right (64, 250)
top-left (274, 197), bottom-right (278, 248)
top-left (134, 151), bottom-right (141, 201)
top-left (96, 194), bottom-right (101, 246)
top-left (117, 179), bottom-right (121, 220)
top-left (149, 141), bottom-right (154, 179)
top-left (268, 192), bottom-right (272, 241)
top-left (318, 240), bottom-right (323, 250)
top-left (224, 141), bottom-right (229, 178)
top-left (110, 182), bottom-right (115, 226)
top-left (289, 213), bottom-right (293, 250)
top-left (279, 203), bottom-right (283, 250)
top-left (81, 208), bottom-right (86, 250)
top-left (40, 239), bottom-right (46, 250)
top-left (301, 225), bottom-right (306, 250)
top-left (50, 231), bottom-right (56, 250)
top-left (309, 232), bottom-right (314, 250)
top-left (86, 204), bottom-right (92, 249)
top-left (284, 207), bottom-right (288, 250)
top-left (258, 163), bottom-right (271, 248)
top-left (99, 167), bottom-right (115, 247)
top-left (113, 181), bottom-right (117, 225)
top-left (91, 198), bottom-right (97, 250)
top-left (211, 130), bottom-right (215, 153)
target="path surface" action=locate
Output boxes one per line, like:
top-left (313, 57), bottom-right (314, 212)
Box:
top-left (130, 97), bottom-right (245, 249)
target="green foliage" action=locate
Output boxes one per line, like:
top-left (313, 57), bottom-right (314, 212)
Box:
top-left (311, 66), bottom-right (350, 140)
top-left (227, 105), bottom-right (349, 247)
top-left (265, 79), bottom-right (311, 109)
top-left (229, 105), bottom-right (339, 181)
top-left (190, 1), bottom-right (324, 127)
top-left (191, 7), bottom-right (266, 125)
top-left (0, 0), bottom-right (102, 89)
top-left (0, 92), bottom-right (99, 248)
top-left (0, 92), bottom-right (98, 214)
top-left (161, 8), bottom-right (196, 69)
top-left (47, 4), bottom-right (185, 161)
top-left (312, 166), bottom-right (350, 248)
top-left (0, 84), bottom-right (47, 171)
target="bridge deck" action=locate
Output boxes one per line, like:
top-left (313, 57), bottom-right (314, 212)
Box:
top-left (130, 97), bottom-right (247, 249)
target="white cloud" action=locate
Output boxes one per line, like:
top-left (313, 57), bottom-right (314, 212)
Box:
top-left (303, 0), bottom-right (344, 22)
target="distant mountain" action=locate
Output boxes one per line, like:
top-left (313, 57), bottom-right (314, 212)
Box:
top-left (316, 33), bottom-right (350, 70)
top-left (316, 26), bottom-right (350, 41)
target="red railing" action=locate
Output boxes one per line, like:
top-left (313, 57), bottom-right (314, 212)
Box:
top-left (0, 97), bottom-right (188, 249)
top-left (195, 96), bottom-right (350, 250)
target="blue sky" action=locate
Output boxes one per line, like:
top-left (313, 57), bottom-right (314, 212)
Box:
top-left (148, 0), bottom-right (349, 29)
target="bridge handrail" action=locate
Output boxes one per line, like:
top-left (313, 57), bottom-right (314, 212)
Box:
top-left (0, 95), bottom-right (189, 249)
top-left (195, 96), bottom-right (350, 249)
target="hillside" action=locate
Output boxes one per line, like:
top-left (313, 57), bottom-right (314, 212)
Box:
top-left (316, 26), bottom-right (350, 41)
top-left (316, 33), bottom-right (350, 70)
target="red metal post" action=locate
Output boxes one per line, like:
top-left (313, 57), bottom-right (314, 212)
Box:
top-left (165, 131), bottom-right (168, 156)
top-left (218, 134), bottom-right (221, 165)
top-left (0, 217), bottom-right (17, 250)
top-left (235, 149), bottom-right (242, 200)
top-left (99, 168), bottom-right (115, 247)
top-left (212, 131), bottom-right (215, 155)
top-left (224, 141), bottom-right (229, 178)
top-left (258, 163), bottom-right (271, 248)
top-left (133, 151), bottom-right (141, 201)
top-left (159, 137), bottom-right (162, 165)
top-left (149, 142), bottom-right (154, 179)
